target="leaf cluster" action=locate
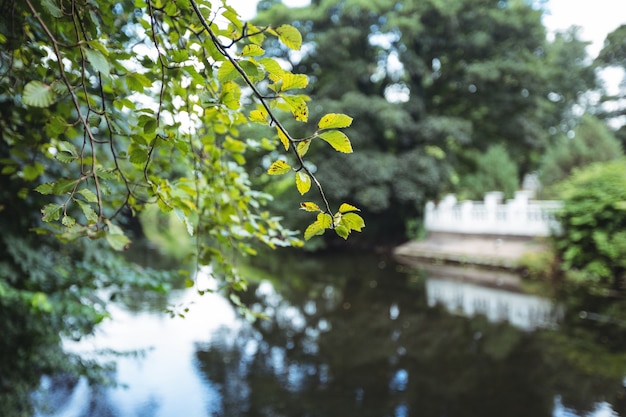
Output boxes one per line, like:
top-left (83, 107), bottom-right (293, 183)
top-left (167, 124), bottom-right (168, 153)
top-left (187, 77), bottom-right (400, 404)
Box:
top-left (0, 0), bottom-right (363, 292)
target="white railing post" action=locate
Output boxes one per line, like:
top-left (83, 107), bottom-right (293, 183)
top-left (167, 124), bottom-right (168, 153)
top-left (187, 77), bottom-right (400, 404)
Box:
top-left (424, 191), bottom-right (562, 237)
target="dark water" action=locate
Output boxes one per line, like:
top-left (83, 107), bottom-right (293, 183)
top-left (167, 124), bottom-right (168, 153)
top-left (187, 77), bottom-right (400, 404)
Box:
top-left (34, 252), bottom-right (626, 417)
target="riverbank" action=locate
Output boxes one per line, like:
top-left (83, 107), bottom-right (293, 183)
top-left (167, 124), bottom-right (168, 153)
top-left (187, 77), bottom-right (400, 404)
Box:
top-left (393, 232), bottom-right (550, 270)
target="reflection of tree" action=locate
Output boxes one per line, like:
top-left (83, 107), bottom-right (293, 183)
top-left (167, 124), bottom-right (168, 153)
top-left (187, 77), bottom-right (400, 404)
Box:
top-left (194, 253), bottom-right (626, 417)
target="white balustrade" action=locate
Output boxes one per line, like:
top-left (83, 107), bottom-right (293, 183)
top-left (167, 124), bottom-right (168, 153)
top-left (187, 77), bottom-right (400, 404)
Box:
top-left (425, 191), bottom-right (562, 237)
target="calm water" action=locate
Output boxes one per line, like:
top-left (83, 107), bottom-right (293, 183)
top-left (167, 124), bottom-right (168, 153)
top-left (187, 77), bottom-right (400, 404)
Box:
top-left (34, 252), bottom-right (626, 417)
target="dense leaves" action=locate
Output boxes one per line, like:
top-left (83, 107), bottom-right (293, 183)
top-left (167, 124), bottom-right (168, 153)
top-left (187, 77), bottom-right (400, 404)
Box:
top-left (0, 0), bottom-right (362, 413)
top-left (554, 159), bottom-right (626, 294)
top-left (255, 0), bottom-right (598, 243)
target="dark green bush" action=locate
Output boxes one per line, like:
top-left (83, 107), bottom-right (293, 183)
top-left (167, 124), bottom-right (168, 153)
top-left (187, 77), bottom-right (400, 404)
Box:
top-left (554, 159), bottom-right (626, 294)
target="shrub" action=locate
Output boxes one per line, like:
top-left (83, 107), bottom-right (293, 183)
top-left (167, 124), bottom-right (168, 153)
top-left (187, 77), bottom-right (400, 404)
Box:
top-left (554, 159), bottom-right (626, 294)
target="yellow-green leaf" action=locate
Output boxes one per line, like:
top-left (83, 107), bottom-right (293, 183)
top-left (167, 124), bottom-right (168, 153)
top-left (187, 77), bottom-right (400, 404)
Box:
top-left (339, 203), bottom-right (360, 213)
top-left (241, 44), bottom-right (264, 57)
top-left (317, 212), bottom-right (333, 229)
top-left (282, 95), bottom-right (308, 122)
top-left (318, 113), bottom-right (353, 129)
top-left (275, 24), bottom-right (302, 50)
top-left (341, 212), bottom-right (365, 232)
top-left (304, 213), bottom-right (333, 241)
top-left (295, 171), bottom-right (311, 195)
top-left (335, 225), bottom-right (350, 240)
top-left (249, 108), bottom-right (269, 125)
top-left (304, 220), bottom-right (325, 241)
top-left (300, 202), bottom-right (321, 212)
top-left (267, 160), bottom-right (291, 175)
top-left (221, 81), bottom-right (241, 110)
top-left (277, 127), bottom-right (290, 151)
top-left (281, 73), bottom-right (309, 91)
top-left (319, 130), bottom-right (353, 153)
top-left (297, 140), bottom-right (311, 157)
top-left (217, 61), bottom-right (238, 82)
top-left (259, 57), bottom-right (284, 77)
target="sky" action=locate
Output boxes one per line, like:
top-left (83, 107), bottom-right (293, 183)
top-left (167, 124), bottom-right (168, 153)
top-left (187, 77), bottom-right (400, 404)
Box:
top-left (229, 0), bottom-right (626, 57)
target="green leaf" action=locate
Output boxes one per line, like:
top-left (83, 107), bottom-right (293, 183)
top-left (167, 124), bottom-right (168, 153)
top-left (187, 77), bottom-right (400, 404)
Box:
top-left (84, 48), bottom-right (110, 77)
top-left (77, 200), bottom-right (98, 224)
top-left (129, 147), bottom-right (149, 164)
top-left (126, 72), bottom-right (153, 91)
top-left (35, 182), bottom-right (55, 195)
top-left (62, 215), bottom-right (76, 227)
top-left (300, 202), bottom-right (321, 212)
top-left (318, 113), bottom-right (353, 129)
top-left (267, 160), bottom-right (291, 175)
top-left (295, 171), bottom-right (311, 195)
top-left (77, 188), bottom-right (98, 203)
top-left (41, 203), bottom-right (62, 222)
top-left (275, 24), bottom-right (302, 50)
top-left (217, 61), bottom-right (239, 82)
top-left (239, 60), bottom-right (260, 80)
top-left (23, 163), bottom-right (44, 181)
top-left (22, 81), bottom-right (55, 107)
top-left (339, 203), bottom-right (360, 213)
top-left (242, 44), bottom-right (264, 57)
top-left (41, 0), bottom-right (63, 17)
top-left (106, 232), bottom-right (131, 251)
top-left (105, 219), bottom-right (131, 250)
top-left (319, 130), bottom-right (353, 153)
top-left (45, 116), bottom-right (67, 137)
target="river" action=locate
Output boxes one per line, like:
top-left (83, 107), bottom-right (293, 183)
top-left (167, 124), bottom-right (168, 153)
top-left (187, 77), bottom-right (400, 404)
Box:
top-left (33, 252), bottom-right (626, 417)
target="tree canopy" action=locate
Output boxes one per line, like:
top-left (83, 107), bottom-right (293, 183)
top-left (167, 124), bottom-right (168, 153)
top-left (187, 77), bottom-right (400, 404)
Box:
top-left (0, 0), bottom-right (362, 413)
top-left (254, 0), bottom-right (598, 242)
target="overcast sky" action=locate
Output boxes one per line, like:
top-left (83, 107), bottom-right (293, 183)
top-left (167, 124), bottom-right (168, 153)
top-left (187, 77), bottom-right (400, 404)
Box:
top-left (229, 0), bottom-right (626, 57)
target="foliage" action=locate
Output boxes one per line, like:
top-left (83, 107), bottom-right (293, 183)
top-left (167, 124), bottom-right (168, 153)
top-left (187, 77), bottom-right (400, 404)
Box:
top-left (0, 161), bottom-right (174, 415)
top-left (457, 144), bottom-right (519, 200)
top-left (255, 0), bottom-right (597, 242)
top-left (553, 159), bottom-right (626, 294)
top-left (0, 0), bottom-right (364, 413)
top-left (595, 24), bottom-right (626, 133)
top-left (539, 115), bottom-right (623, 195)
top-left (1, 0), bottom-right (362, 266)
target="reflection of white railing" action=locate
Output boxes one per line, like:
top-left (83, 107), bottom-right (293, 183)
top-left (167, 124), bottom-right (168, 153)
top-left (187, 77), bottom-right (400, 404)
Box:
top-left (426, 278), bottom-right (562, 331)
top-left (425, 191), bottom-right (562, 237)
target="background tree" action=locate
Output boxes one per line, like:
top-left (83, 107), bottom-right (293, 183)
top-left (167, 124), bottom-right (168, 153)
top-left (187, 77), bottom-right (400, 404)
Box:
top-left (255, 0), bottom-right (596, 243)
top-left (595, 24), bottom-right (626, 145)
top-left (538, 114), bottom-right (623, 195)
top-left (457, 144), bottom-right (519, 200)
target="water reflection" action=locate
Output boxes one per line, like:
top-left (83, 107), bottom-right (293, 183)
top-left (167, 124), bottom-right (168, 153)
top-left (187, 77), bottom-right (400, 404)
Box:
top-left (35, 253), bottom-right (626, 417)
